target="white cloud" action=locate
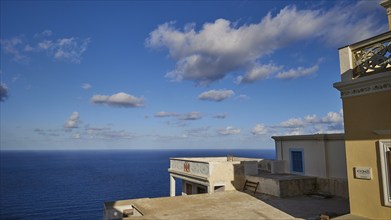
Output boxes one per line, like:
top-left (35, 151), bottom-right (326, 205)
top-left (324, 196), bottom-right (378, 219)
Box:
top-left (155, 111), bottom-right (179, 117)
top-left (34, 30), bottom-right (53, 38)
top-left (321, 111), bottom-right (344, 123)
top-left (276, 110), bottom-right (344, 134)
top-left (38, 40), bottom-right (53, 50)
top-left (0, 37), bottom-right (28, 62)
top-left (198, 89), bottom-right (234, 102)
top-left (304, 114), bottom-right (318, 123)
top-left (50, 37), bottom-right (91, 63)
top-left (213, 113), bottom-right (227, 119)
top-left (279, 118), bottom-right (306, 128)
top-left (65, 112), bottom-right (79, 129)
top-left (81, 83), bottom-right (92, 90)
top-left (236, 94), bottom-right (250, 101)
top-left (179, 112), bottom-right (202, 120)
top-left (251, 124), bottom-right (268, 135)
top-left (0, 83), bottom-right (9, 102)
top-left (236, 64), bottom-right (282, 84)
top-left (1, 31), bottom-right (90, 64)
top-left (275, 64), bottom-right (319, 79)
top-left (91, 92), bottom-right (145, 108)
top-left (146, 1), bottom-right (385, 85)
top-left (85, 126), bottom-right (133, 139)
top-left (218, 126), bottom-right (241, 135)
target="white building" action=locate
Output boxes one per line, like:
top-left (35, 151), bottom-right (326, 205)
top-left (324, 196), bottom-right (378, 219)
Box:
top-left (168, 156), bottom-right (262, 196)
top-left (272, 133), bottom-right (348, 197)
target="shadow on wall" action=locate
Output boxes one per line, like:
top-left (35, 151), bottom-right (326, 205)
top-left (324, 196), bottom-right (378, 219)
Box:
top-left (229, 162), bottom-right (349, 219)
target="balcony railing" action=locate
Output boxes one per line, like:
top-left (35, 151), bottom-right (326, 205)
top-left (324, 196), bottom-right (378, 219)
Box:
top-left (352, 32), bottom-right (391, 79)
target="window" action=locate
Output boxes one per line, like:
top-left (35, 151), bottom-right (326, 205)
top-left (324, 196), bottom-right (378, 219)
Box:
top-left (197, 186), bottom-right (207, 194)
top-left (290, 149), bottom-right (304, 174)
top-left (379, 140), bottom-right (391, 207)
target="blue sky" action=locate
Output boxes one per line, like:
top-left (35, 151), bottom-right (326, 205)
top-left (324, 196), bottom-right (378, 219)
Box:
top-left (0, 0), bottom-right (387, 150)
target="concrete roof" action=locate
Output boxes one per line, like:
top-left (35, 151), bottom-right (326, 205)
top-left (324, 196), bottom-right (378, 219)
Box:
top-left (106, 191), bottom-right (349, 220)
top-left (272, 133), bottom-right (345, 141)
top-left (170, 157), bottom-right (261, 163)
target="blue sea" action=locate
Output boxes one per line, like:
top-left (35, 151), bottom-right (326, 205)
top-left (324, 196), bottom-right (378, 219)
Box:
top-left (0, 149), bottom-right (275, 219)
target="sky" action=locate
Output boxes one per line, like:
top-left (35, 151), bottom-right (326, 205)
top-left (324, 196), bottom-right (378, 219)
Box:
top-left (0, 0), bottom-right (388, 150)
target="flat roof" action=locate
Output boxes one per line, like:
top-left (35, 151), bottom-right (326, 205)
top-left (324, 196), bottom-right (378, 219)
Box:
top-left (105, 191), bottom-right (349, 220)
top-left (170, 157), bottom-right (262, 163)
top-left (272, 133), bottom-right (345, 141)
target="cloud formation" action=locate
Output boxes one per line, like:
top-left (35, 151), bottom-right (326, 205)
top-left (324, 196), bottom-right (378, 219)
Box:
top-left (251, 124), bottom-right (268, 135)
top-left (91, 92), bottom-right (145, 108)
top-left (154, 111), bottom-right (179, 118)
top-left (218, 126), bottom-right (241, 135)
top-left (179, 112), bottom-right (202, 120)
top-left (198, 89), bottom-right (234, 102)
top-left (213, 113), bottom-right (227, 119)
top-left (65, 112), bottom-right (79, 129)
top-left (275, 65), bottom-right (319, 79)
top-left (81, 83), bottom-right (92, 90)
top-left (251, 110), bottom-right (344, 136)
top-left (0, 83), bottom-right (8, 102)
top-left (1, 30), bottom-right (90, 63)
top-left (0, 37), bottom-right (28, 62)
top-left (278, 110), bottom-right (344, 135)
top-left (85, 125), bottom-right (133, 139)
top-left (146, 1), bottom-right (385, 85)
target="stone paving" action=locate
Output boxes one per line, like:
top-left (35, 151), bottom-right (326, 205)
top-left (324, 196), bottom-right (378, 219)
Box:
top-left (105, 191), bottom-right (350, 219)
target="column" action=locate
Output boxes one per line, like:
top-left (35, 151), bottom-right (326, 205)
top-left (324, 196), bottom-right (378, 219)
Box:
top-left (170, 174), bottom-right (175, 197)
top-left (381, 0), bottom-right (391, 30)
top-left (207, 183), bottom-right (214, 194)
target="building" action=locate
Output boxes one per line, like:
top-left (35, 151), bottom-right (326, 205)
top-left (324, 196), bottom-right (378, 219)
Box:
top-left (333, 1), bottom-right (391, 218)
top-left (168, 156), bottom-right (261, 196)
top-left (272, 134), bottom-right (348, 197)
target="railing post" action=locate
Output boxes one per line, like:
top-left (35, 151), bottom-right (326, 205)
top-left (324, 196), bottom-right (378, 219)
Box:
top-left (381, 0), bottom-right (391, 31)
top-left (338, 47), bottom-right (353, 81)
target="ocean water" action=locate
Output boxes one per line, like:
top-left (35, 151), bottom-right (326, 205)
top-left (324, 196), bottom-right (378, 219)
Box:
top-left (0, 149), bottom-right (275, 220)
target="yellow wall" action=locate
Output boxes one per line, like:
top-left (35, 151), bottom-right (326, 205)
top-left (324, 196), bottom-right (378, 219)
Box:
top-left (343, 91), bottom-right (391, 141)
top-left (342, 91), bottom-right (391, 218)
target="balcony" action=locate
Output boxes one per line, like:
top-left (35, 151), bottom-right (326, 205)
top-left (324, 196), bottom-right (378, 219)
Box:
top-left (335, 31), bottom-right (391, 98)
top-left (339, 31), bottom-right (391, 82)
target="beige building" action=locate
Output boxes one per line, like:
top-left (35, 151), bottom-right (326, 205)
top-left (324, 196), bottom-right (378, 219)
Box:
top-left (168, 156), bottom-right (261, 196)
top-left (333, 2), bottom-right (391, 217)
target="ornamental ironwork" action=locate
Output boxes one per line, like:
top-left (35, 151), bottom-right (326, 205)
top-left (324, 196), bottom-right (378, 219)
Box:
top-left (353, 40), bottom-right (391, 78)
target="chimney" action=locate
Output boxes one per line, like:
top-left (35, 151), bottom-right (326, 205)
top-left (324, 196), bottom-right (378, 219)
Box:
top-left (381, 0), bottom-right (391, 30)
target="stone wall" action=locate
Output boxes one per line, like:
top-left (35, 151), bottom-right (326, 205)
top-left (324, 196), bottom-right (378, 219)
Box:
top-left (316, 178), bottom-right (349, 198)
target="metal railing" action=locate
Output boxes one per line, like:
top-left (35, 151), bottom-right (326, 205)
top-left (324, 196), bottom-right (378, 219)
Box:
top-left (352, 32), bottom-right (391, 79)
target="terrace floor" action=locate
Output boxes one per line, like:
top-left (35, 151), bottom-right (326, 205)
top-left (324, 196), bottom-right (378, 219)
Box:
top-left (105, 191), bottom-right (349, 220)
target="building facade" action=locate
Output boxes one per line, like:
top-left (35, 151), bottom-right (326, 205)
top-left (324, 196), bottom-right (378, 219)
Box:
top-left (168, 157), bottom-right (261, 196)
top-left (334, 16), bottom-right (391, 219)
top-left (272, 134), bottom-right (348, 198)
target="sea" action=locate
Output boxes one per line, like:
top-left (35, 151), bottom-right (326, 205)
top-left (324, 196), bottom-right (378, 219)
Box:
top-left (0, 149), bottom-right (275, 220)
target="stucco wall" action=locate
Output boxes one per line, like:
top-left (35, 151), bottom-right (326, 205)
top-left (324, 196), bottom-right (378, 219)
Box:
top-left (279, 140), bottom-right (327, 178)
top-left (342, 91), bottom-right (391, 219)
top-left (325, 140), bottom-right (347, 179)
top-left (209, 161), bottom-right (242, 191)
top-left (275, 136), bottom-right (346, 180)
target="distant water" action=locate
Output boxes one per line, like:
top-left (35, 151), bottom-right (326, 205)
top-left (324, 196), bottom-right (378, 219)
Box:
top-left (0, 149), bottom-right (275, 220)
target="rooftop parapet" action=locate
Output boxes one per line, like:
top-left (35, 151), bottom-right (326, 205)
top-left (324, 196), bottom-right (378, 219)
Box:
top-left (339, 32), bottom-right (391, 82)
top-left (335, 32), bottom-right (391, 98)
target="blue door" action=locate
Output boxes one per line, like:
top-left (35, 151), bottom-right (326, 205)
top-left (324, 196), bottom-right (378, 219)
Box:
top-left (290, 150), bottom-right (304, 173)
